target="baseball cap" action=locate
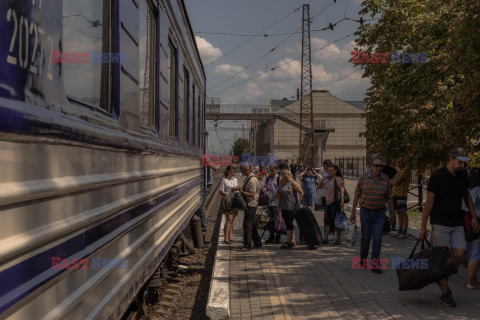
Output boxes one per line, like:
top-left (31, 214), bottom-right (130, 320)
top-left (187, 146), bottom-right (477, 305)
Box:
top-left (449, 147), bottom-right (471, 162)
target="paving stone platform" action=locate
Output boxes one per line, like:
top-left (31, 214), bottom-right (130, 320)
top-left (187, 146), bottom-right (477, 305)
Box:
top-left (226, 180), bottom-right (480, 320)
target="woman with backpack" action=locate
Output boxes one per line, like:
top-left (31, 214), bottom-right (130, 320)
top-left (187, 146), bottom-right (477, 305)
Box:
top-left (219, 165), bottom-right (240, 244)
top-left (464, 167), bottom-right (480, 288)
top-left (319, 164), bottom-right (345, 245)
top-left (276, 169), bottom-right (304, 249)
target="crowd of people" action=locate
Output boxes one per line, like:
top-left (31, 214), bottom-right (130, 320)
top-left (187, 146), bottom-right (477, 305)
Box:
top-left (218, 159), bottom-right (347, 250)
top-left (209, 147), bottom-right (480, 307)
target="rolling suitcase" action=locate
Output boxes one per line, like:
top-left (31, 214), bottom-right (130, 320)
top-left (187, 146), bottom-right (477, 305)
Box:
top-left (294, 207), bottom-right (323, 246)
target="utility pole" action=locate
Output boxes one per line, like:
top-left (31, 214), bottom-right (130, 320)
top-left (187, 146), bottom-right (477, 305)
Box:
top-left (298, 4), bottom-right (315, 168)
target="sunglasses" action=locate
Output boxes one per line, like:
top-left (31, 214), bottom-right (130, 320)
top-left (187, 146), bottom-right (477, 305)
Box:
top-left (373, 164), bottom-right (384, 168)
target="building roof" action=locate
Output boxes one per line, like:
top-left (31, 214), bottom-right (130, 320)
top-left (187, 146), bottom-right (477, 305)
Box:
top-left (344, 101), bottom-right (365, 111)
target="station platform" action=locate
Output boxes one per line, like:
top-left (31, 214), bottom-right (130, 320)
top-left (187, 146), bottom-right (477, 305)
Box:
top-left (218, 180), bottom-right (480, 320)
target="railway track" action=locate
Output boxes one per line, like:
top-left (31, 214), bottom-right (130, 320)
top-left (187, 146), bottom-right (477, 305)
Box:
top-left (122, 174), bottom-right (223, 320)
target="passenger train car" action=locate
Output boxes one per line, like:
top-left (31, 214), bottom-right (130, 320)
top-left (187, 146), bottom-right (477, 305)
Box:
top-left (0, 0), bottom-right (206, 318)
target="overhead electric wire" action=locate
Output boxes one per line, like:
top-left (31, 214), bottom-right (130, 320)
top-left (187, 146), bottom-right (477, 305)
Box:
top-left (316, 68), bottom-right (360, 83)
top-left (207, 1), bottom-right (338, 93)
top-left (210, 33), bottom-right (354, 97)
top-left (196, 19), bottom-right (377, 37)
top-left (204, 6), bottom-right (302, 66)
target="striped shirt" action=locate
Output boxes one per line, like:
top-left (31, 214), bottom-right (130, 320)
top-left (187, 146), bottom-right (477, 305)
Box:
top-left (355, 171), bottom-right (392, 210)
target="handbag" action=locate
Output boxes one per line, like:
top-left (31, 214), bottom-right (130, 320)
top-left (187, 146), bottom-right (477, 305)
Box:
top-left (232, 176), bottom-right (254, 210)
top-left (266, 218), bottom-right (287, 235)
top-left (232, 192), bottom-right (248, 211)
top-left (334, 178), bottom-right (350, 204)
top-left (396, 238), bottom-right (458, 291)
top-left (258, 188), bottom-right (274, 207)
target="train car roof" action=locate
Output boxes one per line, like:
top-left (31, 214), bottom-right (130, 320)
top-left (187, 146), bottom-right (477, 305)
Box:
top-left (180, 0), bottom-right (206, 81)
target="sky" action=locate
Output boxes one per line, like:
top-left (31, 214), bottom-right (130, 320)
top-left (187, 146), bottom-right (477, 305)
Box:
top-left (184, 0), bottom-right (372, 155)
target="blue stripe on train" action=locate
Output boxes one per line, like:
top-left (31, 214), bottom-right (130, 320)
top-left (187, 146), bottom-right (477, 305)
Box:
top-left (0, 178), bottom-right (201, 314)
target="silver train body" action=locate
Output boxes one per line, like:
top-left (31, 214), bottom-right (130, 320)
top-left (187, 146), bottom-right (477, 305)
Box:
top-left (0, 0), bottom-right (206, 319)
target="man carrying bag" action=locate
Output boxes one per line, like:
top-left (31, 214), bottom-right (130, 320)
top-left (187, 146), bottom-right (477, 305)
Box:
top-left (419, 148), bottom-right (480, 307)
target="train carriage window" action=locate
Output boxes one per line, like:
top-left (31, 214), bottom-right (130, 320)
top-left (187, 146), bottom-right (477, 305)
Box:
top-left (183, 68), bottom-right (189, 144)
top-left (169, 41), bottom-right (178, 138)
top-left (62, 0), bottom-right (113, 111)
top-left (192, 85), bottom-right (196, 147)
top-left (139, 0), bottom-right (158, 130)
top-left (197, 95), bottom-right (201, 148)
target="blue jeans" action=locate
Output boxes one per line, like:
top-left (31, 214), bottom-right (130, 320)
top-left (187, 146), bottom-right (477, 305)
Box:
top-left (360, 207), bottom-right (386, 261)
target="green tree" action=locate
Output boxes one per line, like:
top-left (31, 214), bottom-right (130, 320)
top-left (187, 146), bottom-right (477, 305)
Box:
top-left (355, 0), bottom-right (480, 170)
top-left (232, 138), bottom-right (250, 158)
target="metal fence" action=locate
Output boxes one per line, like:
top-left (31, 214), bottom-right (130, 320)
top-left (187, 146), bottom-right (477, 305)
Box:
top-left (333, 156), bottom-right (426, 211)
top-left (334, 157), bottom-right (369, 179)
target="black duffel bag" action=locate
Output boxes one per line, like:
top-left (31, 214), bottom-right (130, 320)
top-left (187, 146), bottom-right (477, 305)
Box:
top-left (397, 238), bottom-right (458, 291)
top-left (232, 192), bottom-right (248, 211)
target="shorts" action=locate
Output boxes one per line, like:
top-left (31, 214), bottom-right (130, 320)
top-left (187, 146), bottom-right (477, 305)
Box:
top-left (281, 209), bottom-right (295, 231)
top-left (393, 196), bottom-right (407, 211)
top-left (431, 224), bottom-right (466, 250)
top-left (324, 201), bottom-right (340, 228)
top-left (467, 239), bottom-right (480, 262)
top-left (302, 193), bottom-right (315, 207)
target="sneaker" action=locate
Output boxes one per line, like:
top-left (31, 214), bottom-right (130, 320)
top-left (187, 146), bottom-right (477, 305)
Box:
top-left (440, 291), bottom-right (456, 307)
top-left (307, 244), bottom-right (317, 250)
top-left (465, 282), bottom-right (480, 289)
top-left (254, 243), bottom-right (263, 249)
top-left (241, 245), bottom-right (252, 251)
top-left (372, 268), bottom-right (383, 274)
top-left (280, 243), bottom-right (295, 249)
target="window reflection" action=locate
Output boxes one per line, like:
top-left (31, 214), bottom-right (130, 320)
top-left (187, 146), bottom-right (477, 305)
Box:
top-left (169, 41), bottom-right (177, 138)
top-left (140, 0), bottom-right (157, 130)
top-left (62, 0), bottom-right (105, 109)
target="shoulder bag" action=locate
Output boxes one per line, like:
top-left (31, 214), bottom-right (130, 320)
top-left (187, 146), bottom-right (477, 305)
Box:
top-left (334, 178), bottom-right (350, 204)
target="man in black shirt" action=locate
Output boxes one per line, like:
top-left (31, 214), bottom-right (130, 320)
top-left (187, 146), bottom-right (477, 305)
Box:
top-left (382, 161), bottom-right (397, 179)
top-left (382, 161), bottom-right (398, 230)
top-left (278, 159), bottom-right (289, 171)
top-left (297, 161), bottom-right (305, 176)
top-left (290, 160), bottom-right (297, 178)
top-left (420, 148), bottom-right (480, 307)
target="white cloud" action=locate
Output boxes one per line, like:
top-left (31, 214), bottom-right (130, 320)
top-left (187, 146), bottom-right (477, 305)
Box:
top-left (215, 64), bottom-right (249, 79)
top-left (195, 36), bottom-right (222, 64)
top-left (208, 39), bottom-right (371, 102)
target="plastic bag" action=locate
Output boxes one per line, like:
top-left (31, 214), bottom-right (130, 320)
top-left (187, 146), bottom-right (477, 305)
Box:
top-left (334, 210), bottom-right (348, 231)
top-left (256, 209), bottom-right (270, 230)
top-left (223, 192), bottom-right (234, 212)
top-left (343, 221), bottom-right (357, 246)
